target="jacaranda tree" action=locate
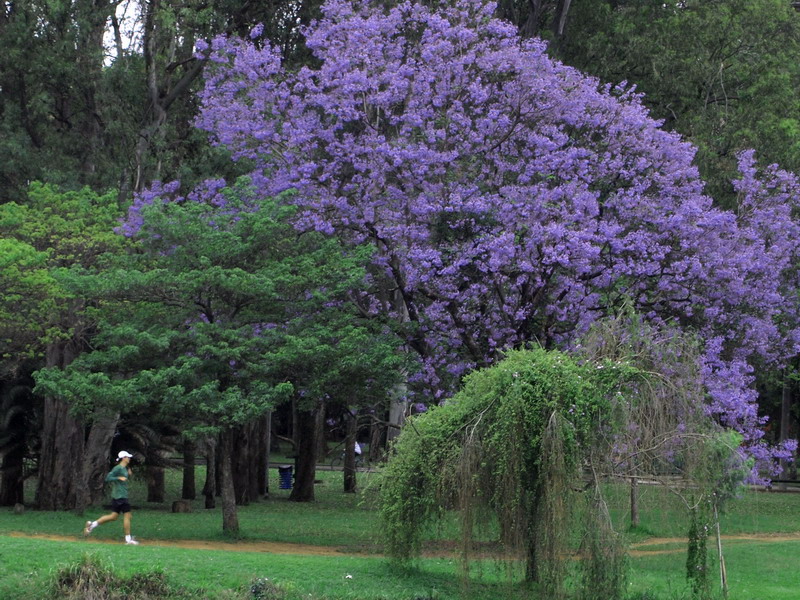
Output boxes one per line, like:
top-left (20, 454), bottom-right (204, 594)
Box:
top-left (191, 0), bottom-right (800, 475)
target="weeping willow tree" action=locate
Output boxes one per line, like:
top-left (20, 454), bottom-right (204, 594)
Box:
top-left (379, 346), bottom-right (635, 597)
top-left (380, 314), bottom-right (744, 599)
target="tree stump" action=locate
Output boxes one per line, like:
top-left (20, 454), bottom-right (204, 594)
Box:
top-left (171, 500), bottom-right (192, 513)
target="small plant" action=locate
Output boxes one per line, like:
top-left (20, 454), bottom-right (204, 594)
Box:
top-left (50, 553), bottom-right (190, 599)
top-left (249, 577), bottom-right (285, 600)
top-left (686, 501), bottom-right (711, 600)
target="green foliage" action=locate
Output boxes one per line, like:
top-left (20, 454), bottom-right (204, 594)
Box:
top-left (249, 577), bottom-right (286, 600)
top-left (4, 468), bottom-right (800, 599)
top-left (380, 311), bottom-right (752, 598)
top-left (33, 181), bottom-right (406, 434)
top-left (686, 500), bottom-right (711, 600)
top-left (0, 238), bottom-right (57, 370)
top-left (50, 553), bottom-right (194, 599)
top-left (379, 346), bottom-right (634, 595)
top-left (578, 490), bottom-right (629, 600)
top-left (0, 183), bottom-right (128, 376)
top-left (560, 0), bottom-right (800, 206)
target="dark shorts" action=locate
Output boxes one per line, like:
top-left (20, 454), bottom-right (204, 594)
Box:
top-left (111, 498), bottom-right (132, 514)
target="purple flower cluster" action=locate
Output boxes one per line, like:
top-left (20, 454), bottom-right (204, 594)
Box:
top-left (190, 0), bottom-right (800, 474)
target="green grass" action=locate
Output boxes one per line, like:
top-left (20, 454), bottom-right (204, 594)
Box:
top-left (627, 540), bottom-right (800, 600)
top-left (603, 482), bottom-right (800, 541)
top-left (11, 467), bottom-right (461, 551)
top-left (4, 468), bottom-right (800, 599)
top-left (0, 535), bottom-right (526, 600)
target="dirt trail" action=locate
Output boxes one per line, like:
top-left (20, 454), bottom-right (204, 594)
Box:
top-left (5, 532), bottom-right (351, 556)
top-left (627, 531), bottom-right (800, 557)
top-left (6, 530), bottom-right (800, 558)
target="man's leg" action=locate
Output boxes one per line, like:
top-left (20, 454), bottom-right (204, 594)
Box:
top-left (97, 512), bottom-right (120, 525)
top-left (84, 512), bottom-right (118, 536)
top-left (123, 511), bottom-right (139, 544)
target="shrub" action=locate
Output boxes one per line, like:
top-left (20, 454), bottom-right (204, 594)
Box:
top-left (49, 553), bottom-right (192, 599)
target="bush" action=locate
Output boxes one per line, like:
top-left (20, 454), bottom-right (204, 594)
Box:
top-left (50, 554), bottom-right (193, 599)
top-left (249, 577), bottom-right (285, 600)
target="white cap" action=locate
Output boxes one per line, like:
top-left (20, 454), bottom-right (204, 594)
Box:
top-left (117, 450), bottom-right (133, 460)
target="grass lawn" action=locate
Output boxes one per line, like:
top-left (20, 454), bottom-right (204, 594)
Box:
top-left (2, 466), bottom-right (800, 599)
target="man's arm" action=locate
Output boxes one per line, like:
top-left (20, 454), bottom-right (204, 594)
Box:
top-left (105, 466), bottom-right (126, 482)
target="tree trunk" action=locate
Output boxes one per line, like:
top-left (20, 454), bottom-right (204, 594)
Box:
top-left (77, 409), bottom-right (120, 511)
top-left (261, 412), bottom-right (272, 498)
top-left (289, 404), bottom-right (322, 502)
top-left (220, 430), bottom-right (240, 534)
top-left (269, 414), bottom-right (281, 453)
top-left (182, 440), bottom-right (196, 500)
top-left (0, 383), bottom-right (29, 506)
top-left (35, 339), bottom-right (87, 510)
top-left (146, 459), bottom-right (166, 503)
top-left (232, 420), bottom-right (267, 504)
top-left (232, 424), bottom-right (251, 505)
top-left (215, 434), bottom-right (223, 497)
top-left (0, 433), bottom-right (25, 506)
top-left (780, 371), bottom-right (794, 485)
top-left (387, 389), bottom-right (407, 443)
top-left (202, 436), bottom-right (217, 509)
top-left (369, 414), bottom-right (385, 464)
top-left (36, 395), bottom-right (84, 510)
top-left (73, 0), bottom-right (110, 182)
top-left (630, 476), bottom-right (639, 528)
top-left (343, 410), bottom-right (357, 493)
top-left (133, 0), bottom-right (205, 193)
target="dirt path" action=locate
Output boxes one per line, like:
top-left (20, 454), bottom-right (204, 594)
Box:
top-left (627, 531), bottom-right (800, 557)
top-left (7, 530), bottom-right (800, 558)
top-left (4, 532), bottom-right (352, 556)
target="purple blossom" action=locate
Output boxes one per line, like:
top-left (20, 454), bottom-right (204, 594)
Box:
top-left (191, 0), bottom-right (800, 475)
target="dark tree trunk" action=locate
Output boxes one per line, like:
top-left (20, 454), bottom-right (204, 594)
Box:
top-left (35, 339), bottom-right (92, 511)
top-left (182, 440), bottom-right (196, 500)
top-left (316, 404), bottom-right (328, 460)
top-left (134, 0), bottom-right (205, 192)
top-left (0, 381), bottom-right (30, 506)
top-left (289, 404), bottom-right (322, 502)
top-left (246, 420), bottom-right (262, 503)
top-left (202, 437), bottom-right (217, 509)
top-left (630, 477), bottom-right (640, 528)
top-left (343, 411), bottom-right (357, 493)
top-left (77, 410), bottom-right (120, 511)
top-left (215, 434), bottom-right (223, 497)
top-left (780, 371), bottom-right (795, 484)
top-left (73, 0), bottom-right (109, 182)
top-left (232, 420), bottom-right (266, 504)
top-left (220, 430), bottom-right (240, 534)
top-left (269, 413), bottom-right (281, 453)
top-left (36, 395), bottom-right (85, 510)
top-left (368, 414), bottom-right (385, 464)
top-left (232, 424), bottom-right (251, 505)
top-left (0, 436), bottom-right (25, 506)
top-left (260, 412), bottom-right (272, 497)
top-left (146, 454), bottom-right (166, 503)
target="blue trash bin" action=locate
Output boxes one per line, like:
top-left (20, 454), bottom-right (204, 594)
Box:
top-left (278, 465), bottom-right (293, 489)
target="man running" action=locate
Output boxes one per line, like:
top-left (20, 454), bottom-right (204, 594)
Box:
top-left (83, 450), bottom-right (140, 545)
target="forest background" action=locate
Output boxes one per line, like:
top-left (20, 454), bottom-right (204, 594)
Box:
top-left (3, 0), bottom-right (800, 529)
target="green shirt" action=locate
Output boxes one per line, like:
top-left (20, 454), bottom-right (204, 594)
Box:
top-left (105, 464), bottom-right (130, 499)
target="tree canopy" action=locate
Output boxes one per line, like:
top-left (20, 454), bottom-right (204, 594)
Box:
top-left (192, 0), bottom-right (800, 476)
top-left (559, 0), bottom-right (800, 206)
top-left (34, 177), bottom-right (407, 520)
